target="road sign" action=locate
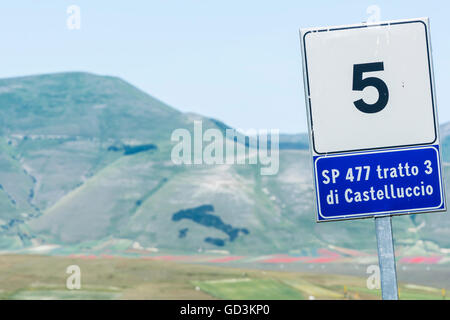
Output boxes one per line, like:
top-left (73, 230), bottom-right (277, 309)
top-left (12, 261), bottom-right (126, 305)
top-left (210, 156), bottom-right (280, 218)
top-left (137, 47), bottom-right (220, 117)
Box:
top-left (300, 18), bottom-right (446, 222)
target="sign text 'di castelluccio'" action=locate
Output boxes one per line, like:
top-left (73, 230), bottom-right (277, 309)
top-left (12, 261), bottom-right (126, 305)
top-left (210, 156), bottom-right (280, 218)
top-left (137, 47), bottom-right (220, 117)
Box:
top-left (300, 18), bottom-right (446, 222)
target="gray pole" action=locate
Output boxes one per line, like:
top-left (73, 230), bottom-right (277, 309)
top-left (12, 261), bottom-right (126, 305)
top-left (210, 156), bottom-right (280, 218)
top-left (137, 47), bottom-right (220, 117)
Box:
top-left (375, 216), bottom-right (399, 300)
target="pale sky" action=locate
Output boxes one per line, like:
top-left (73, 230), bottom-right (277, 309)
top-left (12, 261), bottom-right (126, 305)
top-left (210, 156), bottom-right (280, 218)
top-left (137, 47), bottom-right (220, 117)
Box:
top-left (0, 1), bottom-right (448, 133)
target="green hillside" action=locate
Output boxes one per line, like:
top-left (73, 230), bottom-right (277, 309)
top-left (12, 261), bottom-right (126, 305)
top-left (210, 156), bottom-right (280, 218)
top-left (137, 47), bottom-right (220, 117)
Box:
top-left (0, 72), bottom-right (448, 254)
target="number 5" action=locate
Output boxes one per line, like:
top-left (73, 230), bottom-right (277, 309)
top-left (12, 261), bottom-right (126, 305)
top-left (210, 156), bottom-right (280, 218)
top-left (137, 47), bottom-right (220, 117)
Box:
top-left (353, 62), bottom-right (389, 114)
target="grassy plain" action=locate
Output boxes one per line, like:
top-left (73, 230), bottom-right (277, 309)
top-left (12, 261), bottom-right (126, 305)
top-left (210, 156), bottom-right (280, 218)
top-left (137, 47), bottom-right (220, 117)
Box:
top-left (0, 254), bottom-right (445, 300)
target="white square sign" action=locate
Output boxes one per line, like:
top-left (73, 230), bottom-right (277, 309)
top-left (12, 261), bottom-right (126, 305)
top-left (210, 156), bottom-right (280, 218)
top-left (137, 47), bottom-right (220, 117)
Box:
top-left (301, 18), bottom-right (437, 154)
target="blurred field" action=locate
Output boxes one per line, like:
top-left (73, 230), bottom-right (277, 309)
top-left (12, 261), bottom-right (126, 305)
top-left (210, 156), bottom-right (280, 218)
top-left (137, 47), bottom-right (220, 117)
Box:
top-left (0, 254), bottom-right (446, 300)
top-left (193, 279), bottom-right (305, 300)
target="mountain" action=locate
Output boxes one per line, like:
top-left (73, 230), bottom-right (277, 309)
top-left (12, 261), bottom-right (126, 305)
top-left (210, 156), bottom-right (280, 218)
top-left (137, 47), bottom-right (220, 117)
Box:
top-left (0, 72), bottom-right (226, 250)
top-left (0, 72), bottom-right (448, 254)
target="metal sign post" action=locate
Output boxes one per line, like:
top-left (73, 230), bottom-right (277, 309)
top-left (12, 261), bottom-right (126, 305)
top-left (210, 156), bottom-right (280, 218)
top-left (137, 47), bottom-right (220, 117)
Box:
top-left (375, 216), bottom-right (398, 300)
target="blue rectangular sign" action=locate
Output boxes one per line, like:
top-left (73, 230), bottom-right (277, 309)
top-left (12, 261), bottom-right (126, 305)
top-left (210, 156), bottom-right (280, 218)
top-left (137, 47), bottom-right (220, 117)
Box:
top-left (314, 146), bottom-right (445, 221)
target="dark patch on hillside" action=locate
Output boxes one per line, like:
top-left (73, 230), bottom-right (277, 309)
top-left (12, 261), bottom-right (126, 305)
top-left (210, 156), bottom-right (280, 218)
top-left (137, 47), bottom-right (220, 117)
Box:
top-left (107, 145), bottom-right (121, 152)
top-left (123, 144), bottom-right (157, 155)
top-left (178, 228), bottom-right (189, 239)
top-left (171, 204), bottom-right (249, 246)
top-left (107, 143), bottom-right (157, 156)
top-left (0, 218), bottom-right (24, 230)
top-left (204, 237), bottom-right (225, 247)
